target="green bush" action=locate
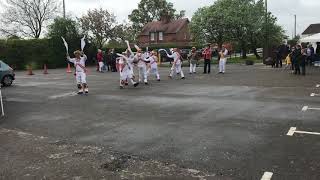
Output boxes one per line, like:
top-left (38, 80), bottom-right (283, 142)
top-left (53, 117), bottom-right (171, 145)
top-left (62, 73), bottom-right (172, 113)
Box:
top-left (0, 38), bottom-right (97, 70)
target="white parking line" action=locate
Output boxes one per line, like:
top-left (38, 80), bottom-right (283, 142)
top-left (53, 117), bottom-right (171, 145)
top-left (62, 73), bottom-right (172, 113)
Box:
top-left (302, 106), bottom-right (320, 112)
top-left (287, 127), bottom-right (320, 136)
top-left (49, 92), bottom-right (77, 99)
top-left (261, 172), bottom-right (273, 180)
top-left (310, 93), bottom-right (320, 97)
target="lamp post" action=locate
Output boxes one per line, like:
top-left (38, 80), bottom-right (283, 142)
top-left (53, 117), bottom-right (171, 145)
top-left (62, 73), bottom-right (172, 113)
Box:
top-left (63, 0), bottom-right (66, 19)
top-left (264, 0), bottom-right (268, 59)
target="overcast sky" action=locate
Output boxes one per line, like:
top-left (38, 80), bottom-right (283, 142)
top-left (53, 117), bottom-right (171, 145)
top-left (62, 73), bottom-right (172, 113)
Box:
top-left (1, 0), bottom-right (320, 38)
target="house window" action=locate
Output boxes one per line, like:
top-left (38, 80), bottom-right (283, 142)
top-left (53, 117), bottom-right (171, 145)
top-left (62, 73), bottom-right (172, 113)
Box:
top-left (159, 32), bottom-right (163, 41)
top-left (184, 33), bottom-right (187, 40)
top-left (150, 32), bottom-right (155, 41)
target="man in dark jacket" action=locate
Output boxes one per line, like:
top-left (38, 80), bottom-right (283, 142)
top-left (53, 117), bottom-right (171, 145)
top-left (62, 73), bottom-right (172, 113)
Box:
top-left (293, 45), bottom-right (302, 75)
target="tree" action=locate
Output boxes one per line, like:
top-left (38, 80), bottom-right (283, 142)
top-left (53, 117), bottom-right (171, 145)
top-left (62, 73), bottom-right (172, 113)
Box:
top-left (190, 6), bottom-right (231, 47)
top-left (47, 17), bottom-right (81, 40)
top-left (0, 0), bottom-right (59, 38)
top-left (128, 0), bottom-right (185, 40)
top-left (79, 8), bottom-right (117, 48)
top-left (190, 0), bottom-right (286, 59)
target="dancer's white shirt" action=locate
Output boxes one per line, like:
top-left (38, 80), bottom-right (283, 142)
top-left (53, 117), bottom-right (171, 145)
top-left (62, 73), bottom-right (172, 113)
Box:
top-left (68, 55), bottom-right (87, 73)
top-left (167, 52), bottom-right (181, 65)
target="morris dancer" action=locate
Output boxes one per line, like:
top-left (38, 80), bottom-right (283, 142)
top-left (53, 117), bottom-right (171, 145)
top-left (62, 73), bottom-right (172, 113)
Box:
top-left (134, 45), bottom-right (149, 85)
top-left (163, 48), bottom-right (185, 79)
top-left (147, 50), bottom-right (160, 81)
top-left (67, 50), bottom-right (89, 94)
top-left (117, 51), bottom-right (139, 89)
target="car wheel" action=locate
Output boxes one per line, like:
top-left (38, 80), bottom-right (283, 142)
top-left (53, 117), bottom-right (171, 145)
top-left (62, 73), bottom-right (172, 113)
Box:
top-left (2, 75), bottom-right (13, 86)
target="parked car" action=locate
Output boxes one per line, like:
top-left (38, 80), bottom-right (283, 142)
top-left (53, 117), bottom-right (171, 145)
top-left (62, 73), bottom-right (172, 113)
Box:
top-left (0, 60), bottom-right (15, 86)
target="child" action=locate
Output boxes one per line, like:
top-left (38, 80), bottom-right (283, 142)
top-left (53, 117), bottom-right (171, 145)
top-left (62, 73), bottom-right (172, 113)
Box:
top-left (67, 50), bottom-right (89, 94)
top-left (147, 50), bottom-right (160, 81)
top-left (165, 48), bottom-right (185, 79)
top-left (284, 53), bottom-right (292, 70)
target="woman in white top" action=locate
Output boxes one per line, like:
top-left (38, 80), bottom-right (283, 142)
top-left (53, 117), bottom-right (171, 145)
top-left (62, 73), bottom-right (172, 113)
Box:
top-left (219, 45), bottom-right (229, 74)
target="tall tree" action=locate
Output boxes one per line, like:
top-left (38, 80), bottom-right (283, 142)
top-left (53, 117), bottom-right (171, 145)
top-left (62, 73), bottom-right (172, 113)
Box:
top-left (79, 8), bottom-right (117, 48)
top-left (128, 0), bottom-right (185, 40)
top-left (190, 0), bottom-right (286, 59)
top-left (0, 0), bottom-right (59, 38)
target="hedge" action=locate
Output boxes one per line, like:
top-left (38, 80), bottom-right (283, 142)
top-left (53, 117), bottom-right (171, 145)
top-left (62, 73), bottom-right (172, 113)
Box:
top-left (0, 38), bottom-right (207, 70)
top-left (0, 38), bottom-right (97, 70)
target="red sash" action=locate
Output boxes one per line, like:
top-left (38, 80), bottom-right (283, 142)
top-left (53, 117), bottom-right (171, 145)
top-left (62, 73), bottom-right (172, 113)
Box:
top-left (76, 63), bottom-right (87, 73)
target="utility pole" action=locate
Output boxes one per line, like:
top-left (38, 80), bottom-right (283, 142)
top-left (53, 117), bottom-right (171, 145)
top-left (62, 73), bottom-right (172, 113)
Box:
top-left (63, 0), bottom-right (66, 19)
top-left (294, 15), bottom-right (297, 38)
top-left (264, 0), bottom-right (268, 59)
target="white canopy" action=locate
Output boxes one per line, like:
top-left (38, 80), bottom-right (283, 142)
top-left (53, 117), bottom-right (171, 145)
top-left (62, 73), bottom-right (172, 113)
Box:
top-left (300, 33), bottom-right (320, 43)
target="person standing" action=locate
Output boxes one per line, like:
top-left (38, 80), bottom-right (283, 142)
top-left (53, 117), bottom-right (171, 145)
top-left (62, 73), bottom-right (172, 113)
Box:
top-left (188, 47), bottom-right (200, 74)
top-left (110, 49), bottom-right (117, 72)
top-left (293, 45), bottom-right (302, 75)
top-left (300, 48), bottom-right (307, 75)
top-left (219, 45), bottom-right (228, 74)
top-left (97, 49), bottom-right (104, 72)
top-left (202, 44), bottom-right (212, 74)
top-left (307, 44), bottom-right (315, 66)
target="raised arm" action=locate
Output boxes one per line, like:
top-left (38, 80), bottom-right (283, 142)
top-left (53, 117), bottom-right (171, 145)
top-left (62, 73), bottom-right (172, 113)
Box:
top-left (125, 40), bottom-right (134, 56)
top-left (66, 54), bottom-right (74, 63)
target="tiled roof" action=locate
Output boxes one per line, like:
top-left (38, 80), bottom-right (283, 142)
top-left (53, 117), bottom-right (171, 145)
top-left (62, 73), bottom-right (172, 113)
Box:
top-left (139, 18), bottom-right (189, 36)
top-left (302, 24), bottom-right (320, 35)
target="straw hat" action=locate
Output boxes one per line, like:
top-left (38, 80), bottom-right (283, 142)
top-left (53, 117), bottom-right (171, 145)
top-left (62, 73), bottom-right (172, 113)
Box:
top-left (74, 50), bottom-right (81, 55)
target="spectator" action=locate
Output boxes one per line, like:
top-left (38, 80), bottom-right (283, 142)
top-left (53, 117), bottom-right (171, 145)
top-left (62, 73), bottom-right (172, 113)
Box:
top-left (104, 49), bottom-right (112, 72)
top-left (289, 46), bottom-right (296, 72)
top-left (188, 47), bottom-right (200, 74)
top-left (307, 44), bottom-right (315, 66)
top-left (202, 44), bottom-right (212, 74)
top-left (293, 45), bottom-right (302, 75)
top-left (300, 48), bottom-right (307, 75)
top-left (97, 49), bottom-right (104, 72)
top-left (219, 45), bottom-right (228, 74)
top-left (110, 49), bottom-right (117, 72)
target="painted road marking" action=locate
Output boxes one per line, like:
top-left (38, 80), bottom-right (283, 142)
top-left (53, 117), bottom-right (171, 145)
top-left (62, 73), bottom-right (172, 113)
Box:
top-left (49, 92), bottom-right (77, 99)
top-left (310, 93), bottom-right (320, 97)
top-left (317, 84), bottom-right (320, 88)
top-left (301, 106), bottom-right (320, 112)
top-left (261, 172), bottom-right (273, 180)
top-left (287, 127), bottom-right (320, 136)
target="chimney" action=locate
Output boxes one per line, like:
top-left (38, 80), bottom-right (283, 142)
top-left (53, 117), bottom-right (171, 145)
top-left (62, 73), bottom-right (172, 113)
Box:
top-left (160, 13), bottom-right (171, 24)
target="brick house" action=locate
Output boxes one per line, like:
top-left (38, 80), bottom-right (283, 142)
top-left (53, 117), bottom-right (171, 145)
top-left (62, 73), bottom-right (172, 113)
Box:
top-left (137, 18), bottom-right (192, 47)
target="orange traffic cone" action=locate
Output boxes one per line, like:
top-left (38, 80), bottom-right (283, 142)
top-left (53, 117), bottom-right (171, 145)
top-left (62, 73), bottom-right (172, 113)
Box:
top-left (66, 63), bottom-right (72, 73)
top-left (27, 65), bottom-right (34, 75)
top-left (43, 64), bottom-right (48, 74)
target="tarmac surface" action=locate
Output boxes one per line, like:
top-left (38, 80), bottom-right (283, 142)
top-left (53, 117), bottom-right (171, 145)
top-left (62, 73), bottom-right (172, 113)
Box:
top-left (1, 64), bottom-right (320, 180)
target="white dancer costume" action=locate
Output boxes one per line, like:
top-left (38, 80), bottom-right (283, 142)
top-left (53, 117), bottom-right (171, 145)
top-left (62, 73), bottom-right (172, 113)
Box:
top-left (166, 51), bottom-right (185, 79)
top-left (135, 52), bottom-right (149, 84)
top-left (219, 49), bottom-right (228, 73)
top-left (147, 54), bottom-right (160, 81)
top-left (67, 52), bottom-right (89, 94)
top-left (117, 54), bottom-right (139, 89)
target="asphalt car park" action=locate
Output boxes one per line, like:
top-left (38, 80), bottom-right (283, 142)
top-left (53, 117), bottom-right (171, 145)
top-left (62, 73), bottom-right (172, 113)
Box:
top-left (0, 64), bottom-right (320, 179)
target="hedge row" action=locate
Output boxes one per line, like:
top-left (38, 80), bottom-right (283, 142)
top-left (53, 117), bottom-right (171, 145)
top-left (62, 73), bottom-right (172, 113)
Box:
top-left (0, 38), bottom-right (98, 70)
top-left (0, 38), bottom-right (205, 70)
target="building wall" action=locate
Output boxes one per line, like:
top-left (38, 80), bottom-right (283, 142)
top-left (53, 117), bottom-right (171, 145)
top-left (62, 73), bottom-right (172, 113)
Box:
top-left (138, 23), bottom-right (192, 47)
